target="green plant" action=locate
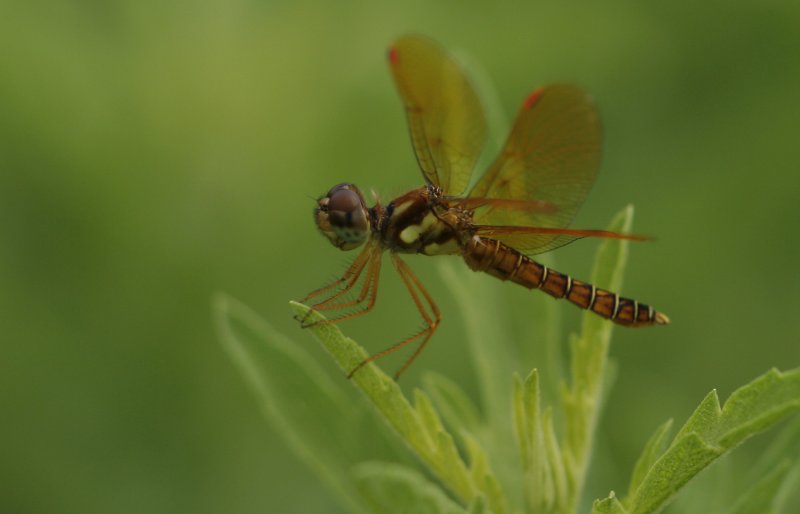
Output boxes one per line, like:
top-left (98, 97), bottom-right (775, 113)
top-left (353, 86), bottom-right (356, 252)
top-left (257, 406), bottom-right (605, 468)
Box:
top-left (214, 206), bottom-right (800, 514)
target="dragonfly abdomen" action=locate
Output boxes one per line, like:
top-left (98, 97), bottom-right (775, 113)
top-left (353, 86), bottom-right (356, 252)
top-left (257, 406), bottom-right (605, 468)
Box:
top-left (463, 236), bottom-right (668, 326)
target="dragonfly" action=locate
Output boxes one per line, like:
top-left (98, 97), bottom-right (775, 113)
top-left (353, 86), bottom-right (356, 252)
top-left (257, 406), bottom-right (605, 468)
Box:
top-left (299, 34), bottom-right (669, 380)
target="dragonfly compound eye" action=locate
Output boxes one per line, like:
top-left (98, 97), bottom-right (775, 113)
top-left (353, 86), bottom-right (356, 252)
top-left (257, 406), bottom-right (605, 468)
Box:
top-left (314, 183), bottom-right (370, 250)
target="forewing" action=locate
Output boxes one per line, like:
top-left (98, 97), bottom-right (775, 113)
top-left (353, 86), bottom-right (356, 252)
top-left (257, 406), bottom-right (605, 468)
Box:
top-left (470, 84), bottom-right (601, 228)
top-left (388, 35), bottom-right (487, 195)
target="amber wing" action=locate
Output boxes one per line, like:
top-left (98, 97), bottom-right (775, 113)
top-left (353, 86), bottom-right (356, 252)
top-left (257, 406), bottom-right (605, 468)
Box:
top-left (388, 35), bottom-right (487, 196)
top-left (469, 85), bottom-right (602, 254)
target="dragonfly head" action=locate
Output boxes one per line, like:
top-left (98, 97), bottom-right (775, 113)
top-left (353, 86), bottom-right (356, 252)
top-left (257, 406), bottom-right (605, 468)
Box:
top-left (314, 183), bottom-right (371, 251)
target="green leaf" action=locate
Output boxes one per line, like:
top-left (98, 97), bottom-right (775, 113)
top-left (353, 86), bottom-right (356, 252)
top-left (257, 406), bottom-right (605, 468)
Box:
top-left (514, 368), bottom-right (554, 512)
top-left (562, 205), bottom-right (634, 512)
top-left (673, 368), bottom-right (800, 450)
top-left (289, 301), bottom-right (508, 510)
top-left (629, 431), bottom-right (721, 514)
top-left (625, 419), bottom-right (673, 503)
top-left (462, 432), bottom-right (509, 514)
top-left (288, 300), bottom-right (471, 500)
top-left (415, 388), bottom-right (447, 439)
top-left (728, 460), bottom-right (792, 514)
top-left (592, 491), bottom-right (629, 514)
top-left (354, 461), bottom-right (468, 514)
top-left (626, 367), bottom-right (800, 514)
top-left (543, 406), bottom-right (568, 510)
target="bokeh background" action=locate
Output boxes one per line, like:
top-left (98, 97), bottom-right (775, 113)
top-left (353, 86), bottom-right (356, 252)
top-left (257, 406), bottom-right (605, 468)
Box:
top-left (2, 1), bottom-right (799, 512)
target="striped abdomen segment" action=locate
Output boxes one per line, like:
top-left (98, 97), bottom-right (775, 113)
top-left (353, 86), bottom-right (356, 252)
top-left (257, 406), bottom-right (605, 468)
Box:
top-left (463, 236), bottom-right (669, 326)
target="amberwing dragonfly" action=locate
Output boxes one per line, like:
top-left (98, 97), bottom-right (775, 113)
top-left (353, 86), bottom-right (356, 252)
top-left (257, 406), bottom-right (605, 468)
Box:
top-left (300, 34), bottom-right (669, 379)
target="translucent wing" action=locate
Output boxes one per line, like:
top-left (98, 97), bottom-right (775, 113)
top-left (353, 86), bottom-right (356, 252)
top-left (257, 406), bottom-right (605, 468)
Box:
top-left (475, 225), bottom-right (648, 255)
top-left (470, 84), bottom-right (601, 229)
top-left (388, 35), bottom-right (487, 195)
top-left (448, 196), bottom-right (561, 214)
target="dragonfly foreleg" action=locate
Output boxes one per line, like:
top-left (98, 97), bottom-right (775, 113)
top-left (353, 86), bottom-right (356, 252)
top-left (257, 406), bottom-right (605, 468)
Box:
top-left (347, 253), bottom-right (440, 380)
top-left (297, 242), bottom-right (382, 327)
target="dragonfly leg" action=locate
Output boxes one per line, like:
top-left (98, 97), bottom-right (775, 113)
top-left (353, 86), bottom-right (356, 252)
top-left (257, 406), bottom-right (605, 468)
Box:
top-left (299, 242), bottom-right (374, 304)
top-left (307, 249), bottom-right (382, 326)
top-left (347, 253), bottom-right (440, 380)
top-left (297, 242), bottom-right (382, 327)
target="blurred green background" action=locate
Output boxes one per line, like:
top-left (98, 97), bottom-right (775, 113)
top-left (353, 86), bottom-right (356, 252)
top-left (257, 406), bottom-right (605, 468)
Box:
top-left (1, 1), bottom-right (799, 512)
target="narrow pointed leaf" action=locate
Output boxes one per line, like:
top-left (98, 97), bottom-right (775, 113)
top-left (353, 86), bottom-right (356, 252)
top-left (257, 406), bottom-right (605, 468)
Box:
top-left (543, 407), bottom-right (567, 510)
top-left (463, 432), bottom-right (509, 514)
top-left (562, 205), bottom-right (634, 512)
top-left (626, 419), bottom-right (673, 502)
top-left (290, 301), bottom-right (478, 504)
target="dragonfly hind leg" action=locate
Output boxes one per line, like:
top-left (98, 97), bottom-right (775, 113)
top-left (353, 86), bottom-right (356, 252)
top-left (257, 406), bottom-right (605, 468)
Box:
top-left (347, 253), bottom-right (440, 380)
top-left (297, 242), bottom-right (382, 328)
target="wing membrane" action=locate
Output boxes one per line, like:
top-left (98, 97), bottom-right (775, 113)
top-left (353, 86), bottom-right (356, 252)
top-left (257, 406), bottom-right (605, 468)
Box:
top-left (447, 196), bottom-right (560, 214)
top-left (470, 84), bottom-right (601, 229)
top-left (388, 35), bottom-right (487, 195)
top-left (475, 225), bottom-right (647, 255)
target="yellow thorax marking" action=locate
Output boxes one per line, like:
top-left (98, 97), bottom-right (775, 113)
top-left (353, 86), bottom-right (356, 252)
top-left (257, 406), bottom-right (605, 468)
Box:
top-left (400, 212), bottom-right (438, 244)
top-left (391, 200), bottom-right (414, 218)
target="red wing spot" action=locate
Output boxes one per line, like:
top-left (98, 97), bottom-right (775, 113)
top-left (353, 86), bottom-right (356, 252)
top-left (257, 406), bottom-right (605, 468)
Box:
top-left (388, 47), bottom-right (399, 64)
top-left (523, 88), bottom-right (544, 110)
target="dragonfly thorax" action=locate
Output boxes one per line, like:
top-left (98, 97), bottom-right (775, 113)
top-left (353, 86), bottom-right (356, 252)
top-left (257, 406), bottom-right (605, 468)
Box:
top-left (314, 183), bottom-right (371, 251)
top-left (381, 186), bottom-right (467, 256)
